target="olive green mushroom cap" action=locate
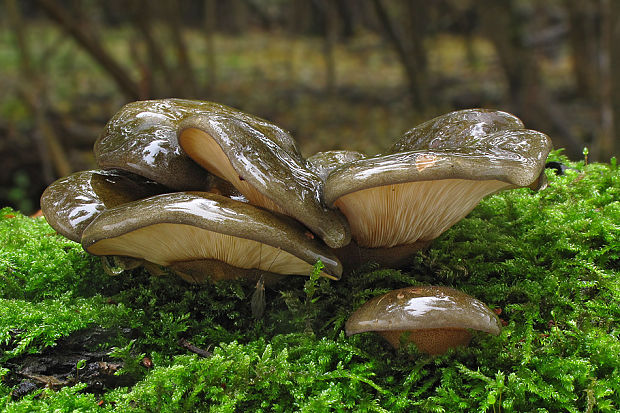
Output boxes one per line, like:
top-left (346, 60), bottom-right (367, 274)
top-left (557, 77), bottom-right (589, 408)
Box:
top-left (40, 169), bottom-right (166, 242)
top-left (389, 108), bottom-right (525, 153)
top-left (81, 192), bottom-right (343, 280)
top-left (306, 150), bottom-right (366, 182)
top-left (178, 114), bottom-right (351, 249)
top-left (345, 286), bottom-right (502, 336)
top-left (324, 109), bottom-right (552, 249)
top-left (327, 109), bottom-right (552, 200)
top-left (96, 99), bottom-right (284, 190)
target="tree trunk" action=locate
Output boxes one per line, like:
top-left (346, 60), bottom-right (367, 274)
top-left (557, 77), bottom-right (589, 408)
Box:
top-left (371, 0), bottom-right (428, 112)
top-left (131, 0), bottom-right (174, 97)
top-left (479, 0), bottom-right (584, 157)
top-left (166, 0), bottom-right (197, 98)
top-left (319, 0), bottom-right (338, 94)
top-left (611, 0), bottom-right (620, 159)
top-left (565, 0), bottom-right (599, 100)
top-left (596, 0), bottom-right (616, 160)
top-left (5, 0), bottom-right (72, 181)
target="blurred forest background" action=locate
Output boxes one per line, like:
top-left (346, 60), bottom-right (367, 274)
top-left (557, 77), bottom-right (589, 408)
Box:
top-left (0, 0), bottom-right (618, 214)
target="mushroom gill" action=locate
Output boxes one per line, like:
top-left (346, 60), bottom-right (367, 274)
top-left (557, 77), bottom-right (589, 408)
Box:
top-left (88, 223), bottom-right (315, 275)
top-left (333, 178), bottom-right (510, 248)
top-left (81, 192), bottom-right (343, 281)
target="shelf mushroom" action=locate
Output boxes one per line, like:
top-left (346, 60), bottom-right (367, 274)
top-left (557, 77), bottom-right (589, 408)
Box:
top-left (95, 99), bottom-right (240, 191)
top-left (40, 169), bottom-right (166, 242)
top-left (81, 192), bottom-right (343, 283)
top-left (325, 109), bottom-right (552, 267)
top-left (177, 113), bottom-right (351, 249)
top-left (345, 286), bottom-right (502, 355)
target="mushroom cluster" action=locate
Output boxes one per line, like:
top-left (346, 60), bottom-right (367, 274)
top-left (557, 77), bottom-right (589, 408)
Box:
top-left (42, 100), bottom-right (551, 353)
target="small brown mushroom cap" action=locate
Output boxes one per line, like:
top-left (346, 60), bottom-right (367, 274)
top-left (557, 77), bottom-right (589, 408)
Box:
top-left (324, 110), bottom-right (552, 250)
top-left (81, 192), bottom-right (343, 280)
top-left (178, 114), bottom-right (351, 249)
top-left (40, 169), bottom-right (167, 242)
top-left (345, 286), bottom-right (502, 354)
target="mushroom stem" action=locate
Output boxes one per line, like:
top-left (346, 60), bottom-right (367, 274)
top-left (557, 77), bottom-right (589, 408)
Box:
top-left (169, 259), bottom-right (285, 285)
top-left (333, 239), bottom-right (432, 270)
top-left (378, 328), bottom-right (472, 355)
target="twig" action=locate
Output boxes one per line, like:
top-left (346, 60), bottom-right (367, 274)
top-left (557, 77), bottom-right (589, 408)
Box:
top-left (178, 338), bottom-right (213, 358)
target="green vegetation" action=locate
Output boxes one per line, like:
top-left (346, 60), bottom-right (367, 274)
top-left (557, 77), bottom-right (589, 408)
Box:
top-left (1, 152), bottom-right (618, 412)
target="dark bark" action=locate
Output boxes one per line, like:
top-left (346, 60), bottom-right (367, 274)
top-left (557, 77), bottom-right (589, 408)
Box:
top-left (596, 0), bottom-right (616, 159)
top-left (565, 0), bottom-right (599, 100)
top-left (611, 0), bottom-right (620, 159)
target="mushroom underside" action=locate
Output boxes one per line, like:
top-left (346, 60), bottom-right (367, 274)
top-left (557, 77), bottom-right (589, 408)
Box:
top-left (333, 178), bottom-right (511, 248)
top-left (85, 222), bottom-right (335, 279)
top-left (170, 259), bottom-right (286, 284)
top-left (378, 328), bottom-right (472, 355)
top-left (333, 239), bottom-right (433, 269)
top-left (180, 127), bottom-right (285, 213)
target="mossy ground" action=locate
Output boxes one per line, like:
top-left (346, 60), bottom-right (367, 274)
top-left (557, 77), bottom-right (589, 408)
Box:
top-left (0, 152), bottom-right (618, 412)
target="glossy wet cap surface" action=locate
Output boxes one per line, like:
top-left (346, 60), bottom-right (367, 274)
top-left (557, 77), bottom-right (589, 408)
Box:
top-left (306, 150), bottom-right (366, 181)
top-left (96, 98), bottom-right (297, 191)
top-left (178, 114), bottom-right (351, 248)
top-left (40, 169), bottom-right (167, 242)
top-left (389, 108), bottom-right (525, 153)
top-left (345, 286), bottom-right (502, 336)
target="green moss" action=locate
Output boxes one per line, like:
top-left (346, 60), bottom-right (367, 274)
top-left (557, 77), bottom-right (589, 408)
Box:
top-left (0, 210), bottom-right (113, 300)
top-left (0, 383), bottom-right (113, 412)
top-left (1, 154), bottom-right (619, 411)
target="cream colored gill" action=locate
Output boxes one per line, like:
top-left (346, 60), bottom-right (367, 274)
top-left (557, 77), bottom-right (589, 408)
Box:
top-left (334, 179), bottom-right (511, 248)
top-left (87, 223), bottom-right (331, 278)
top-left (180, 128), bottom-right (285, 213)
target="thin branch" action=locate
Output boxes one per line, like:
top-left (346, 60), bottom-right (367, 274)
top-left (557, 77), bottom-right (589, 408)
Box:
top-left (35, 0), bottom-right (142, 100)
top-left (204, 0), bottom-right (217, 93)
top-left (5, 0), bottom-right (72, 180)
top-left (178, 338), bottom-right (212, 358)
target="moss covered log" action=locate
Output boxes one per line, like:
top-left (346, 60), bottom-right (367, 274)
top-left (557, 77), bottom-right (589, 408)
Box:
top-left (0, 153), bottom-right (618, 412)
